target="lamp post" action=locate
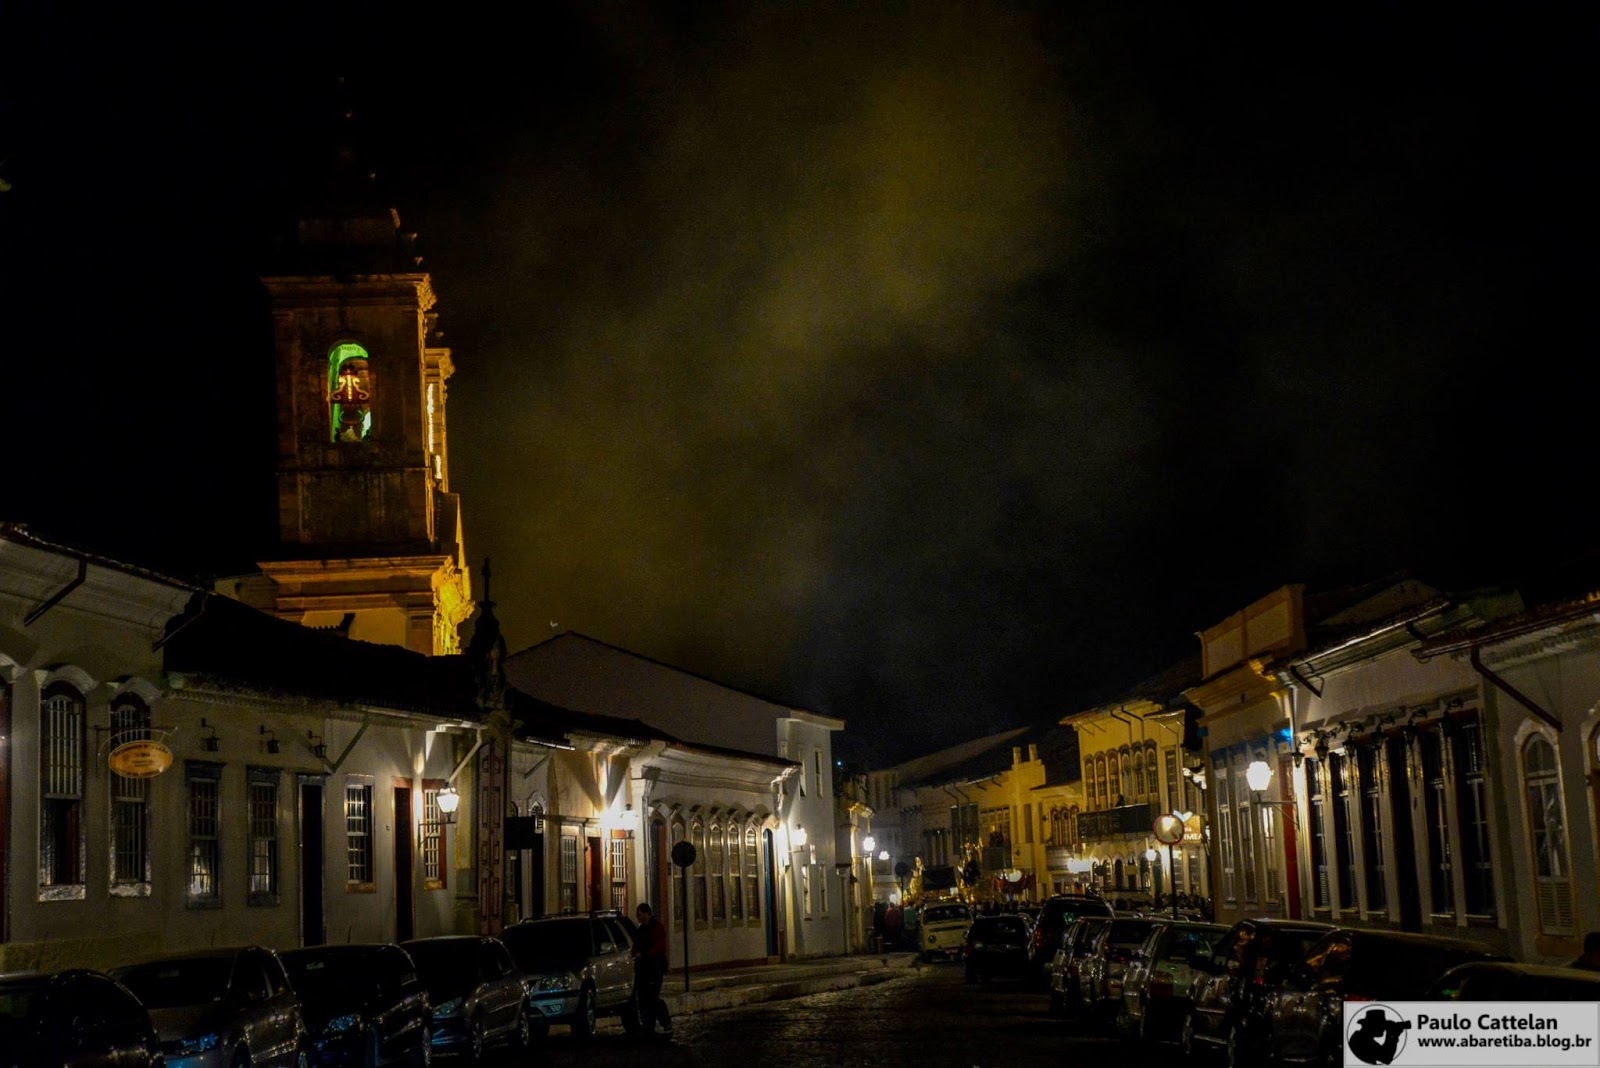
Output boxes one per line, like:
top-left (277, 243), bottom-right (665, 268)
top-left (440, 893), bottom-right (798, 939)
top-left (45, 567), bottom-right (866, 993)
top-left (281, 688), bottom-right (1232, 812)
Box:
top-left (437, 785), bottom-right (459, 825)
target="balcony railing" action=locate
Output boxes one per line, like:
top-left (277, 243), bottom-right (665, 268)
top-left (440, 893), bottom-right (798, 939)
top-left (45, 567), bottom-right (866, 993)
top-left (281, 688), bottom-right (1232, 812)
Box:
top-left (1078, 802), bottom-right (1153, 840)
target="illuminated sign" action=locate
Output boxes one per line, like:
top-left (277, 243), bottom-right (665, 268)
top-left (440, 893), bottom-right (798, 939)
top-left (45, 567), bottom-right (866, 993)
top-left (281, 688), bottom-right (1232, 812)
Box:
top-left (108, 740), bottom-right (173, 778)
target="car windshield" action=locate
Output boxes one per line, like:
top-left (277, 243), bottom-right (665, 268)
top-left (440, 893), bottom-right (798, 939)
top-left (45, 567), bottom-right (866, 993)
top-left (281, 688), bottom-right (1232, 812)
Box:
top-left (1160, 926), bottom-right (1227, 962)
top-left (282, 949), bottom-right (383, 1001)
top-left (502, 920), bottom-right (592, 972)
top-left (0, 982), bottom-right (46, 1049)
top-left (924, 905), bottom-right (970, 924)
top-left (115, 957), bottom-right (233, 1009)
top-left (1106, 920), bottom-right (1158, 946)
top-left (401, 941), bottom-right (481, 1000)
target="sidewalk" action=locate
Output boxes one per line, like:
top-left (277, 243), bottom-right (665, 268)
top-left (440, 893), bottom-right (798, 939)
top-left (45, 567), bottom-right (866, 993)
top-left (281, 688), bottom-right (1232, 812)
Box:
top-left (659, 951), bottom-right (921, 1016)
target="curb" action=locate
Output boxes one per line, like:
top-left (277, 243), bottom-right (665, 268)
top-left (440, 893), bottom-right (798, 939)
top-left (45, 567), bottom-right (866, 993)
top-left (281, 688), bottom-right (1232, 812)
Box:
top-left (662, 955), bottom-right (919, 1016)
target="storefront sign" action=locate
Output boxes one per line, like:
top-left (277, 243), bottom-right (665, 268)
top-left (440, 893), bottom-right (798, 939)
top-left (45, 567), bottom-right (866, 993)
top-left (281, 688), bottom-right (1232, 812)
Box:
top-left (108, 740), bottom-right (173, 778)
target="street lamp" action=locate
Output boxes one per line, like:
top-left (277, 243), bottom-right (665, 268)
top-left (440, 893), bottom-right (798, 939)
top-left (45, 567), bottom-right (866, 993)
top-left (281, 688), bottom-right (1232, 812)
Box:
top-left (878, 849), bottom-right (890, 861)
top-left (436, 785), bottom-right (459, 825)
top-left (1246, 759), bottom-right (1272, 792)
top-left (862, 835), bottom-right (876, 854)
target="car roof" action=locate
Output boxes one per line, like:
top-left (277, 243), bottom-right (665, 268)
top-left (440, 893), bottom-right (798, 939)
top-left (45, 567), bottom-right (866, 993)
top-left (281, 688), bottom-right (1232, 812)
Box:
top-left (1242, 918), bottom-right (1335, 930)
top-left (116, 946), bottom-right (260, 964)
top-left (1339, 928), bottom-right (1500, 953)
top-left (1445, 961), bottom-right (1600, 979)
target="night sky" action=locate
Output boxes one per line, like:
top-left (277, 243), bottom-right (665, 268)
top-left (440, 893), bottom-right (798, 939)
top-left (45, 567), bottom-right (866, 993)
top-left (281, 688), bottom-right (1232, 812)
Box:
top-left (3, 4), bottom-right (1594, 765)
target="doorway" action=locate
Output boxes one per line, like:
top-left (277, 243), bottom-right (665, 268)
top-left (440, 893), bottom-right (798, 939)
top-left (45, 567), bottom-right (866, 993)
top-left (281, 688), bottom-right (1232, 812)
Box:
top-left (586, 836), bottom-right (603, 911)
top-left (763, 829), bottom-right (778, 957)
top-left (299, 777), bottom-right (326, 946)
top-left (394, 786), bottom-right (414, 943)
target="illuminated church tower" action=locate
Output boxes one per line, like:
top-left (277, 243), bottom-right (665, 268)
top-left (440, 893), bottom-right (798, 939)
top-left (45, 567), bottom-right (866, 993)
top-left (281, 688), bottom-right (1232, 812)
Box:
top-left (227, 128), bottom-right (473, 655)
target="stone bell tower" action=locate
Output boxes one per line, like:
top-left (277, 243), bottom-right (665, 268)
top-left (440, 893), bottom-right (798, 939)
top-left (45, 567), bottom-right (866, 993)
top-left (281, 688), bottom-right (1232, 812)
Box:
top-left (226, 129), bottom-right (473, 655)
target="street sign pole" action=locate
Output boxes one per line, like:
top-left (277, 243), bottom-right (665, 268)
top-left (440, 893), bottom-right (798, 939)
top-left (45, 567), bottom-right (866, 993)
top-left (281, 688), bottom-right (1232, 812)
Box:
top-left (670, 840), bottom-right (698, 993)
top-left (1168, 843), bottom-right (1177, 920)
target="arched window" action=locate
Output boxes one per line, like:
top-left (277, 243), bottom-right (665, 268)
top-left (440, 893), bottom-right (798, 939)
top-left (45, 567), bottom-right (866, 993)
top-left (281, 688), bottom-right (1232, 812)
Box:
top-left (669, 819), bottom-right (686, 927)
top-left (691, 821), bottom-right (708, 925)
top-left (1107, 752), bottom-right (1120, 805)
top-left (710, 820), bottom-right (726, 923)
top-left (1113, 857), bottom-right (1124, 890)
top-left (1132, 750), bottom-right (1145, 799)
top-left (1068, 805), bottom-right (1079, 845)
top-left (1083, 761), bottom-right (1095, 806)
top-left (109, 695), bottom-right (151, 890)
top-left (328, 342), bottom-right (373, 442)
top-left (40, 683), bottom-right (86, 892)
top-left (1146, 743), bottom-right (1159, 796)
top-left (1523, 736), bottom-right (1573, 934)
top-left (745, 824), bottom-right (761, 921)
top-left (729, 823), bottom-right (744, 921)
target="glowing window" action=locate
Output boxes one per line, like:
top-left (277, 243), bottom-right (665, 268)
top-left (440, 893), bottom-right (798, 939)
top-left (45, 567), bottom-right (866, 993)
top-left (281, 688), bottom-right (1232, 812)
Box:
top-left (328, 342), bottom-right (373, 442)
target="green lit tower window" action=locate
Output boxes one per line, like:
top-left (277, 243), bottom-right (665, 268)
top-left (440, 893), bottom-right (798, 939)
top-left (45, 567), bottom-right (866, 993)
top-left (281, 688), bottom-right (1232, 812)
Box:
top-left (328, 342), bottom-right (373, 442)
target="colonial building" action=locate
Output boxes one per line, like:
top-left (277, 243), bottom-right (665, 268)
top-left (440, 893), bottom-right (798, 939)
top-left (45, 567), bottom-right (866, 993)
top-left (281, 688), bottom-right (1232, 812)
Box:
top-left (505, 632), bottom-right (848, 961)
top-left (1064, 658), bottom-right (1206, 906)
top-left (0, 526), bottom-right (515, 972)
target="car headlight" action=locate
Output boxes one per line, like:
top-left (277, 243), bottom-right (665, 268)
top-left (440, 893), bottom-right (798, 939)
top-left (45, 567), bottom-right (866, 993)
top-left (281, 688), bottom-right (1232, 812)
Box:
top-left (434, 997), bottom-right (464, 1017)
top-left (533, 974), bottom-right (575, 994)
top-left (324, 1013), bottom-right (363, 1035)
top-left (174, 1032), bottom-right (223, 1055)
top-left (971, 941), bottom-right (985, 950)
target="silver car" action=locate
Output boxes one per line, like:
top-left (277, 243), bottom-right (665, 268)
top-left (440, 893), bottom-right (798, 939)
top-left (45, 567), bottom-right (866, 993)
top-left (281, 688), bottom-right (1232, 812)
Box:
top-left (502, 914), bottom-right (638, 1039)
top-left (113, 946), bottom-right (306, 1068)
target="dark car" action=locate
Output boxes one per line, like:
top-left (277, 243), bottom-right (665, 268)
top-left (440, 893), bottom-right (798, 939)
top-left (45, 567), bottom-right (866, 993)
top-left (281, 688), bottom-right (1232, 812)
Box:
top-left (964, 914), bottom-right (1034, 983)
top-left (1080, 916), bottom-right (1164, 1017)
top-left (113, 946), bottom-right (306, 1068)
top-left (1261, 929), bottom-right (1509, 1067)
top-left (1181, 918), bottom-right (1333, 1064)
top-left (502, 913), bottom-right (639, 1039)
top-left (281, 944), bottom-right (432, 1067)
top-left (1029, 895), bottom-right (1116, 981)
top-left (400, 936), bottom-right (531, 1063)
top-left (1427, 960), bottom-right (1600, 1001)
top-left (1048, 915), bottom-right (1111, 1015)
top-left (0, 968), bottom-right (162, 1068)
top-left (1116, 921), bottom-right (1228, 1043)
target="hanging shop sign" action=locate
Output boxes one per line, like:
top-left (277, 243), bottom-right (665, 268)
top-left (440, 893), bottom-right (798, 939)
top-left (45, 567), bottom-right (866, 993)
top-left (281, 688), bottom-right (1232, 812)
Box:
top-left (109, 740), bottom-right (174, 778)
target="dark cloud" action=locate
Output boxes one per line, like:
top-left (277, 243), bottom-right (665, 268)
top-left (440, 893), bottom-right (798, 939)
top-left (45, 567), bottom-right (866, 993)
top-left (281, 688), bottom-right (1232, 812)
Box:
top-left (3, 3), bottom-right (1594, 764)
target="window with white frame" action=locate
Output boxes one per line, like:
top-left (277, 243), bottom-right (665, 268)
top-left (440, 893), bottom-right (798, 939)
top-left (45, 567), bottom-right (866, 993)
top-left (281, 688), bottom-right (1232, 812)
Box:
top-left (345, 781), bottom-right (375, 890)
top-left (109, 697), bottom-right (151, 894)
top-left (1357, 744), bottom-right (1386, 912)
top-left (1108, 751), bottom-right (1121, 804)
top-left (1523, 735), bottom-right (1573, 934)
top-left (610, 833), bottom-right (629, 911)
top-left (1232, 751), bottom-right (1256, 904)
top-left (816, 844), bottom-right (827, 915)
top-left (669, 820), bottom-right (685, 926)
top-left (40, 684), bottom-right (86, 894)
top-left (1146, 742), bottom-right (1159, 797)
top-left (1213, 751), bottom-right (1236, 903)
top-left (710, 821), bottom-right (726, 922)
top-left (421, 782), bottom-right (446, 889)
top-left (1420, 731), bottom-right (1453, 915)
top-left (1452, 717), bottom-right (1495, 917)
top-left (247, 768), bottom-right (279, 905)
top-left (560, 831), bottom-right (580, 913)
top-left (692, 822), bottom-right (708, 925)
top-left (1165, 748), bottom-right (1179, 815)
top-left (1330, 750), bottom-right (1357, 909)
top-left (186, 762), bottom-right (222, 906)
top-left (1306, 756), bottom-right (1329, 909)
top-left (729, 824), bottom-right (744, 921)
top-left (745, 826), bottom-right (760, 921)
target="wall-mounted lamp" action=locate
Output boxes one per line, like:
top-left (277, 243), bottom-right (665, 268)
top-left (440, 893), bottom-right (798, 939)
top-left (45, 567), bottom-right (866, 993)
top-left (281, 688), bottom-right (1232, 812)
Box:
top-left (878, 849), bottom-right (890, 861)
top-left (259, 725), bottom-right (279, 754)
top-left (200, 718), bottom-right (219, 752)
top-left (1245, 759), bottom-right (1273, 793)
top-left (792, 824), bottom-right (808, 849)
top-left (862, 835), bottom-right (876, 854)
top-left (307, 731), bottom-right (328, 760)
top-left (437, 785), bottom-right (460, 825)
top-left (1313, 730), bottom-right (1331, 762)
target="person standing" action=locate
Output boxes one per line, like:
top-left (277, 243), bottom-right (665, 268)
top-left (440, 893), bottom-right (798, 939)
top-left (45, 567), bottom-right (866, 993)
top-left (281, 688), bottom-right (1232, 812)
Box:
top-left (631, 903), bottom-right (673, 1038)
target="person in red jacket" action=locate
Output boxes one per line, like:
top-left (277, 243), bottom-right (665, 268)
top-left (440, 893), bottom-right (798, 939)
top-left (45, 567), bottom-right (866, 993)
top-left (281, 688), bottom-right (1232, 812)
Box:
top-left (631, 903), bottom-right (673, 1038)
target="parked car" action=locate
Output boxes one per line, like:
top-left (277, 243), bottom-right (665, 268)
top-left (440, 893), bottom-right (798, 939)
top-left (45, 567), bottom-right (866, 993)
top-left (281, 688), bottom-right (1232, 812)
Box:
top-left (1260, 929), bottom-right (1508, 1068)
top-left (963, 914), bottom-right (1034, 983)
top-left (501, 913), bottom-right (638, 1039)
top-left (399, 936), bottom-right (531, 1062)
top-left (918, 902), bottom-right (972, 962)
top-left (1029, 894), bottom-right (1116, 982)
top-left (1427, 960), bottom-right (1600, 1001)
top-left (1115, 921), bottom-right (1228, 1043)
top-left (1048, 915), bottom-right (1111, 1015)
top-left (1181, 918), bottom-right (1333, 1064)
top-left (113, 946), bottom-right (306, 1068)
top-left (0, 968), bottom-right (163, 1068)
top-left (1080, 916), bottom-right (1164, 1017)
top-left (280, 944), bottom-right (432, 1068)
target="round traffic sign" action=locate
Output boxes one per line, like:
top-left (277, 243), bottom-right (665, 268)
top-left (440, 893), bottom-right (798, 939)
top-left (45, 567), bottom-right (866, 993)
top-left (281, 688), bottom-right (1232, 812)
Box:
top-left (671, 840), bottom-right (697, 868)
top-left (1152, 812), bottom-right (1185, 845)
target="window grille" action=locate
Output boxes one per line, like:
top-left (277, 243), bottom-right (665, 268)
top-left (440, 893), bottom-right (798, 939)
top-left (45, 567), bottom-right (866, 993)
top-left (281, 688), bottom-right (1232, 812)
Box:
top-left (1307, 757), bottom-right (1329, 908)
top-left (560, 833), bottom-right (579, 913)
top-left (248, 771), bottom-right (278, 902)
top-left (710, 822), bottom-right (726, 922)
top-left (421, 785), bottom-right (445, 887)
top-left (1330, 751), bottom-right (1357, 909)
top-left (729, 824), bottom-right (744, 920)
top-left (110, 699), bottom-right (150, 890)
top-left (1420, 731), bottom-right (1454, 914)
top-left (610, 835), bottom-right (629, 911)
top-left (1233, 752), bottom-right (1257, 904)
top-left (1453, 719), bottom-right (1494, 916)
top-left (40, 686), bottom-right (85, 889)
top-left (1523, 736), bottom-right (1573, 934)
top-left (745, 827), bottom-right (760, 920)
top-left (345, 784), bottom-right (374, 887)
top-left (1214, 752), bottom-right (1236, 903)
top-left (692, 823), bottom-right (708, 924)
top-left (1358, 745), bottom-right (1386, 911)
top-left (187, 765), bottom-right (221, 904)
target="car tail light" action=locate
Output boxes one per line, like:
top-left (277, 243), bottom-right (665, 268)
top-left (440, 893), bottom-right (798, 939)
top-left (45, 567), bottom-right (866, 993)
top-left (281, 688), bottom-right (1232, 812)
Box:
top-left (1033, 927), bottom-right (1044, 952)
top-left (1110, 948), bottom-right (1131, 964)
top-left (1149, 973), bottom-right (1174, 999)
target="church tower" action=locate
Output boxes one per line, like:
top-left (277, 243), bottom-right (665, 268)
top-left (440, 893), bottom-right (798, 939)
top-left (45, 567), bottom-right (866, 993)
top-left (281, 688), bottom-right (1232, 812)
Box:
top-left (227, 126), bottom-right (473, 655)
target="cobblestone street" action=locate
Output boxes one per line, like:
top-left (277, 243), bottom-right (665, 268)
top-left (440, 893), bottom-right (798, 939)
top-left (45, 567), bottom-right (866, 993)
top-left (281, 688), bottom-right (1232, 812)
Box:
top-left (498, 962), bottom-right (1176, 1068)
